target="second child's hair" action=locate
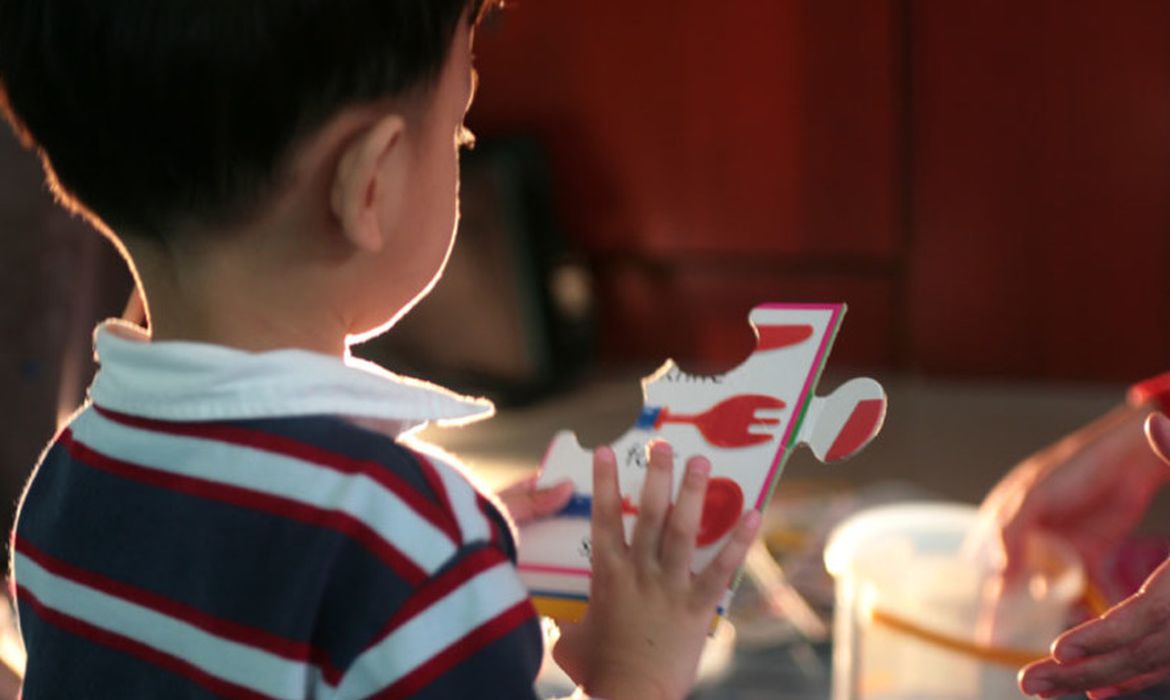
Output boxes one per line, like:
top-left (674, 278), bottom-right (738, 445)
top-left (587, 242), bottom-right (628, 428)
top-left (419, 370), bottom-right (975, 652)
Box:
top-left (0, 0), bottom-right (492, 240)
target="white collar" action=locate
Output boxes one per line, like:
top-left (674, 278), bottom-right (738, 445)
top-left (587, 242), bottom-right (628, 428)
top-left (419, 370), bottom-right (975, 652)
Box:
top-left (88, 320), bottom-right (493, 435)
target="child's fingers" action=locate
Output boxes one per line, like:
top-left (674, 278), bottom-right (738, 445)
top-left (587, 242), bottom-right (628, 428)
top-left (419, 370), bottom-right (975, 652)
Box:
top-left (659, 456), bottom-right (710, 579)
top-left (590, 447), bottom-right (627, 562)
top-left (630, 441), bottom-right (674, 564)
top-left (692, 509), bottom-right (761, 604)
top-left (496, 476), bottom-right (573, 524)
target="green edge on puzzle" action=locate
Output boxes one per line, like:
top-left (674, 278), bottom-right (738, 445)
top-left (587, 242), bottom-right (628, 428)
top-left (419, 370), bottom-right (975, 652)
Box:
top-left (759, 304), bottom-right (847, 511)
top-left (726, 305), bottom-right (846, 595)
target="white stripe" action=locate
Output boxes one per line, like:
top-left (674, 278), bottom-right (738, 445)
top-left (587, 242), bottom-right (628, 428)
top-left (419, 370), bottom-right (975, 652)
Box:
top-left (15, 552), bottom-right (308, 699)
top-left (334, 562), bottom-right (528, 699)
top-left (72, 410), bottom-right (456, 575)
top-left (429, 458), bottom-right (492, 545)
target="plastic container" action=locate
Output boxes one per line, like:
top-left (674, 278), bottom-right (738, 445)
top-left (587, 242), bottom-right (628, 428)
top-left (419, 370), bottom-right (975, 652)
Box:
top-left (823, 502), bottom-right (1084, 700)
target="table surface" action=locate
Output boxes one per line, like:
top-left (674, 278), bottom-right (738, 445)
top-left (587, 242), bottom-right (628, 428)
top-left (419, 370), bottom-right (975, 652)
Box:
top-left (420, 372), bottom-right (1168, 699)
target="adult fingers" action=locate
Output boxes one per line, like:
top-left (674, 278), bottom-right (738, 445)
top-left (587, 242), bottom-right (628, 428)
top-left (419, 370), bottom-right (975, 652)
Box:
top-left (1022, 638), bottom-right (1168, 697)
top-left (630, 441), bottom-right (674, 564)
top-left (996, 491), bottom-right (1035, 584)
top-left (1018, 580), bottom-right (1170, 697)
top-left (692, 509), bottom-right (761, 606)
top-left (1018, 656), bottom-right (1061, 697)
top-left (1144, 412), bottom-right (1170, 465)
top-left (590, 447), bottom-right (627, 561)
top-left (659, 456), bottom-right (710, 579)
top-left (1051, 574), bottom-right (1169, 663)
top-left (1086, 666), bottom-right (1170, 699)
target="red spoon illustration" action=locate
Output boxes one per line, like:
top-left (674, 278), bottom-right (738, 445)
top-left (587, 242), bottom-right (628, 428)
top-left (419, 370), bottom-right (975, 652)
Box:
top-left (636, 395), bottom-right (786, 448)
top-left (614, 476), bottom-right (746, 547)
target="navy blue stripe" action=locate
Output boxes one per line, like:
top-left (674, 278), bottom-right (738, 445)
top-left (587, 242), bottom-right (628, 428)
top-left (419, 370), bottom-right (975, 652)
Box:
top-left (16, 411), bottom-right (538, 694)
top-left (17, 438), bottom-right (414, 661)
top-left (18, 599), bottom-right (225, 700)
top-left (478, 496), bottom-right (519, 562)
top-left (407, 613), bottom-right (542, 700)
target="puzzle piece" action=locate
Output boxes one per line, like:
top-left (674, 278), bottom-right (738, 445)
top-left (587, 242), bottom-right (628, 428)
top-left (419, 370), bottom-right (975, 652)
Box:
top-left (517, 303), bottom-right (887, 623)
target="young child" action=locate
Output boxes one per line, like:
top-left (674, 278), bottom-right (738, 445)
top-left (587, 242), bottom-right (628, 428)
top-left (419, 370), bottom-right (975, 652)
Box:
top-left (0, 2), bottom-right (760, 698)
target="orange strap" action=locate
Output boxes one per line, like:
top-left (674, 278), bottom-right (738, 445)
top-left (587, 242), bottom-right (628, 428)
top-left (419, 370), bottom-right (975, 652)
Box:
top-left (869, 607), bottom-right (1046, 668)
top-left (868, 583), bottom-right (1111, 669)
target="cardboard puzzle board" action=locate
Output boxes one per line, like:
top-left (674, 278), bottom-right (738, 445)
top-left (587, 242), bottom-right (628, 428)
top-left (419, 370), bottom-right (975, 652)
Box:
top-left (517, 303), bottom-right (887, 622)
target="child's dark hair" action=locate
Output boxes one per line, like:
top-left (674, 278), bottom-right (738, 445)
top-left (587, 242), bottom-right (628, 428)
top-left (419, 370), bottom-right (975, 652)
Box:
top-left (0, 0), bottom-right (493, 240)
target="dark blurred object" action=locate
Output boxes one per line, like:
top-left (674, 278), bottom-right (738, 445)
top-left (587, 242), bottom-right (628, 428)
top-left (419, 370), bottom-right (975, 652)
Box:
top-left (357, 138), bottom-right (594, 406)
top-left (0, 127), bottom-right (133, 537)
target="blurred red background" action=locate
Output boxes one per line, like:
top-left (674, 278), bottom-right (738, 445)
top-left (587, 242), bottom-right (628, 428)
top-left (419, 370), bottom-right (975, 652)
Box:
top-left (4, 1), bottom-right (1170, 521)
top-left (468, 0), bottom-right (1170, 381)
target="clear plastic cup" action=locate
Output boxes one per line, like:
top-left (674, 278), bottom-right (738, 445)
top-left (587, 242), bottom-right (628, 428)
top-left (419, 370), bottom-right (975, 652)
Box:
top-left (824, 502), bottom-right (1084, 700)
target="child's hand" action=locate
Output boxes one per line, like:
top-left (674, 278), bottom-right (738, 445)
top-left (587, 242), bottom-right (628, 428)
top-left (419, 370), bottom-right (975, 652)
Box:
top-left (496, 475), bottom-right (573, 525)
top-left (552, 442), bottom-right (761, 700)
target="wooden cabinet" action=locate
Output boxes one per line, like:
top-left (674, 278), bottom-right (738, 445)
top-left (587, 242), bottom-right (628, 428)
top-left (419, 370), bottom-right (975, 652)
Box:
top-left (471, 1), bottom-right (1170, 380)
top-left (907, 1), bottom-right (1170, 380)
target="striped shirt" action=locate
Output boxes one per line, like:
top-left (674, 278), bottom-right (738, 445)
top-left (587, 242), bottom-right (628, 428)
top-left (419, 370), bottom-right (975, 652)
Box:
top-left (12, 321), bottom-right (543, 699)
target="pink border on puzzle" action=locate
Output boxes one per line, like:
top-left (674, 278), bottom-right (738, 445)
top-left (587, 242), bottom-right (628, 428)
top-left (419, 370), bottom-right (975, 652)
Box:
top-left (518, 562), bottom-right (591, 577)
top-left (753, 302), bottom-right (842, 511)
top-left (521, 302), bottom-right (843, 580)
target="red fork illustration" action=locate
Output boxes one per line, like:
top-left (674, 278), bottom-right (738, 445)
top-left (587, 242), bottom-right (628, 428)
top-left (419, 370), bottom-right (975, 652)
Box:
top-left (637, 394), bottom-right (786, 448)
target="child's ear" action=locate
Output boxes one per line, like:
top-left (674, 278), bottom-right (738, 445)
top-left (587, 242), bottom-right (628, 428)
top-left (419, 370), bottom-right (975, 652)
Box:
top-left (329, 114), bottom-right (408, 253)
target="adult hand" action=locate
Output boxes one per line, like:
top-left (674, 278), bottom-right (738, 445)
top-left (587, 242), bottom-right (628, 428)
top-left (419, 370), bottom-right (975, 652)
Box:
top-left (495, 474), bottom-right (573, 525)
top-left (980, 404), bottom-right (1169, 592)
top-left (1018, 413), bottom-right (1170, 698)
top-left (552, 442), bottom-right (760, 700)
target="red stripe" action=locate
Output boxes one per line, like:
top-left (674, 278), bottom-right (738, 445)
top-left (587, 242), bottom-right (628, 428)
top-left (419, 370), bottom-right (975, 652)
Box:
top-left (409, 451), bottom-right (460, 541)
top-left (366, 548), bottom-right (507, 647)
top-left (14, 537), bottom-right (342, 682)
top-left (16, 584), bottom-right (278, 700)
top-left (60, 428), bottom-right (428, 586)
top-left (93, 405), bottom-right (461, 544)
top-left (373, 599), bottom-right (537, 699)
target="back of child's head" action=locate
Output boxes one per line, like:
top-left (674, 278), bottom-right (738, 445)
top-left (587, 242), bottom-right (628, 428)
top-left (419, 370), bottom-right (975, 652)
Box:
top-left (0, 0), bottom-right (490, 241)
